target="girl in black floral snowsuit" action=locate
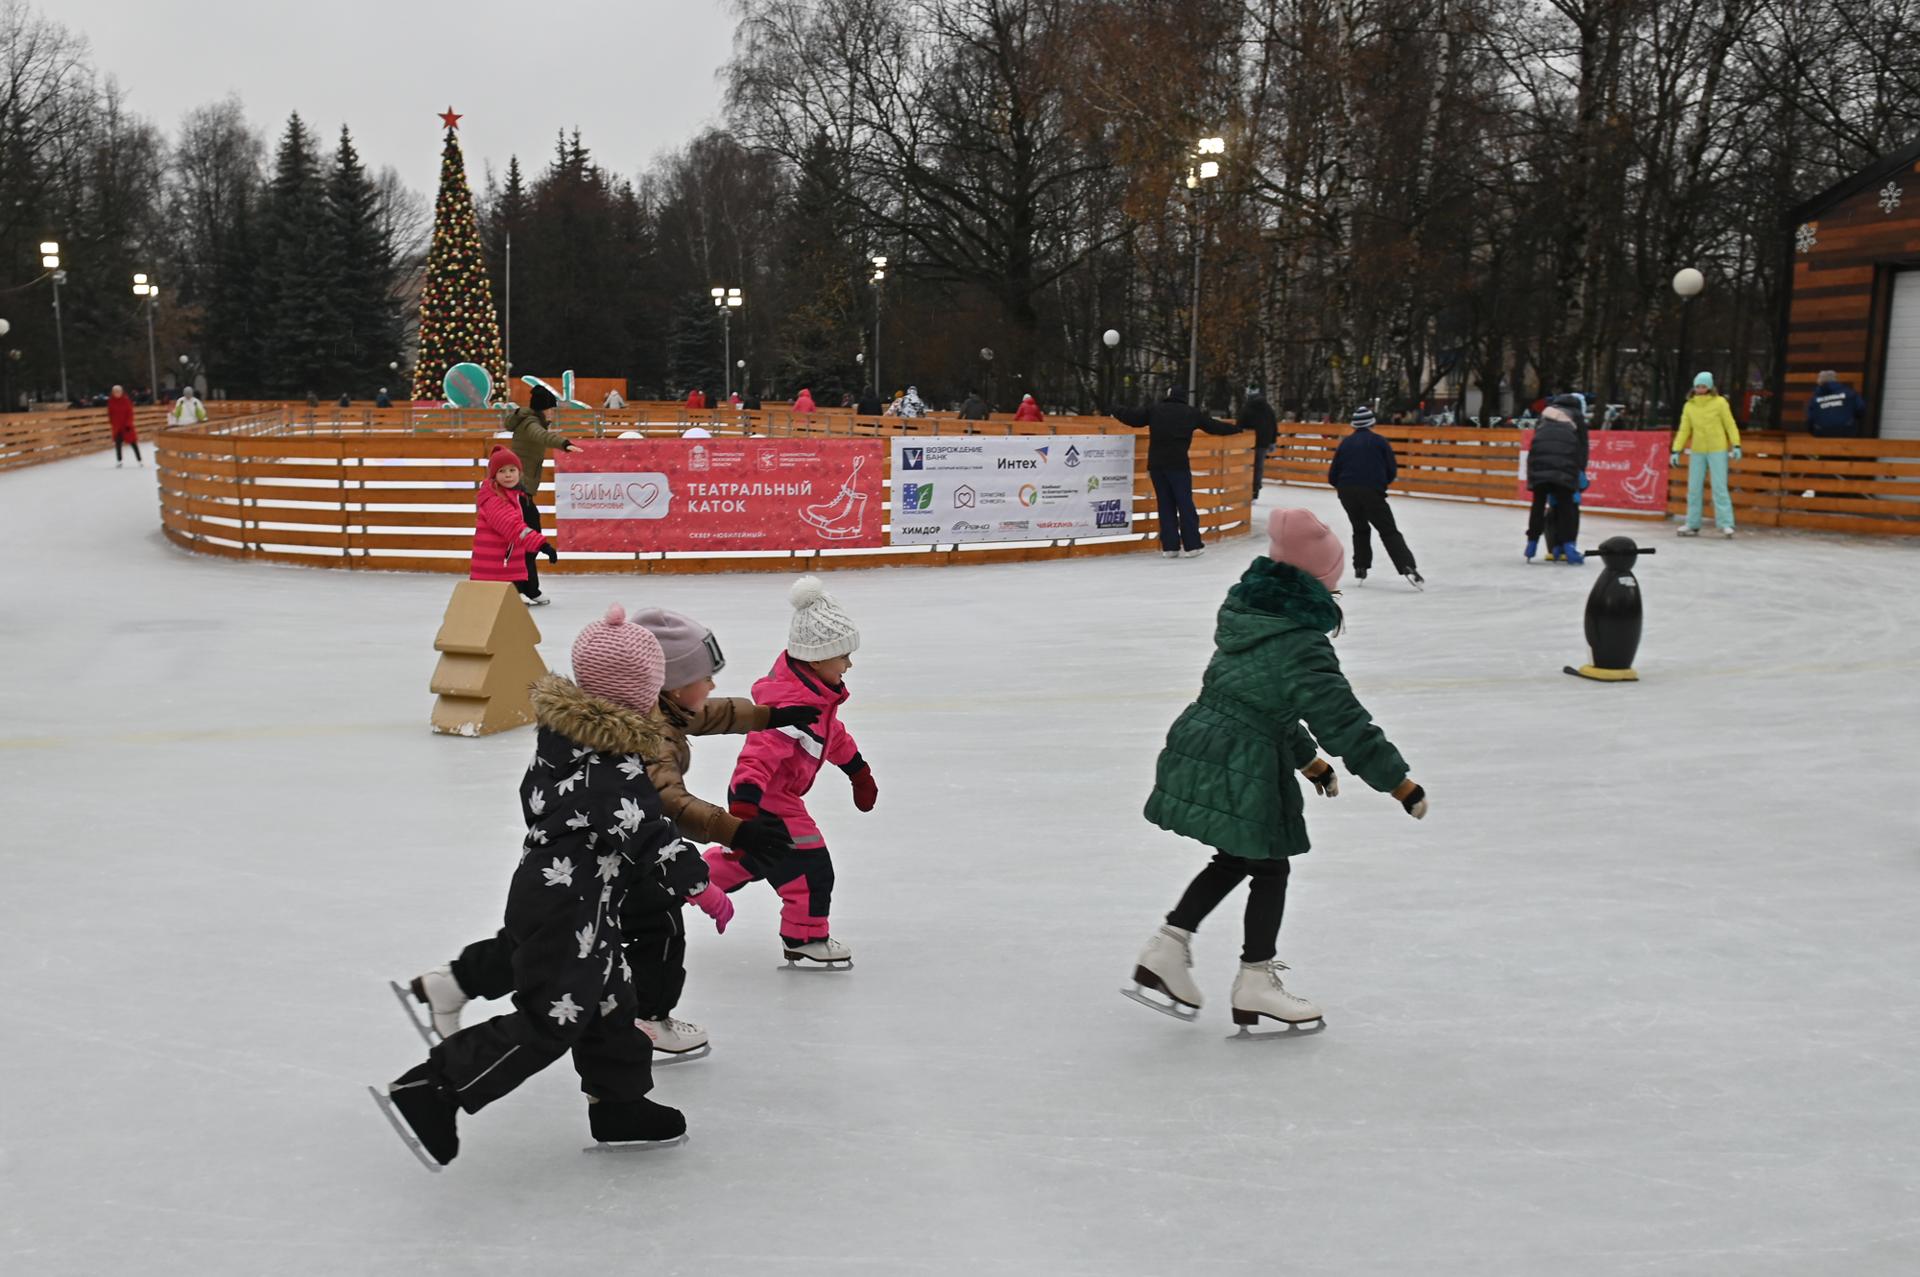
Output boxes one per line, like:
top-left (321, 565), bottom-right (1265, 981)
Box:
top-left (375, 609), bottom-right (712, 1168)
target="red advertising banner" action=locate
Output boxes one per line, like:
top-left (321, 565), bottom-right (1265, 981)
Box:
top-left (554, 438), bottom-right (887, 551)
top-left (1516, 429), bottom-right (1670, 512)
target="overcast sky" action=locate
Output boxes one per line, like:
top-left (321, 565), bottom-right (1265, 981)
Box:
top-left (60, 0), bottom-right (737, 195)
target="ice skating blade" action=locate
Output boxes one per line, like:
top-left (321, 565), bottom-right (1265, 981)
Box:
top-left (1120, 986), bottom-right (1200, 1022)
top-left (366, 1085), bottom-right (444, 1173)
top-left (1227, 1018), bottom-right (1326, 1041)
top-left (652, 1043), bottom-right (712, 1065)
top-left (389, 980), bottom-right (441, 1047)
top-left (583, 1134), bottom-right (690, 1154)
top-left (781, 957), bottom-right (853, 971)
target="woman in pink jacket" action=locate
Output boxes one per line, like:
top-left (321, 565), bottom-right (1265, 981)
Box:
top-left (792, 387), bottom-right (817, 416)
top-left (703, 576), bottom-right (876, 967)
top-left (1013, 394), bottom-right (1044, 423)
top-left (471, 446), bottom-right (554, 597)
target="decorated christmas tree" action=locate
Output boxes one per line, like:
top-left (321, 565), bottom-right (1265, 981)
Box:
top-left (411, 108), bottom-right (506, 402)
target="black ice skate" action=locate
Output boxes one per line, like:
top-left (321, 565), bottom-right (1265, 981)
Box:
top-left (583, 1097), bottom-right (689, 1153)
top-left (368, 1064), bottom-right (459, 1172)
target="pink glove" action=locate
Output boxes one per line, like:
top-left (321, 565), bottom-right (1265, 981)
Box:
top-left (690, 884), bottom-right (733, 935)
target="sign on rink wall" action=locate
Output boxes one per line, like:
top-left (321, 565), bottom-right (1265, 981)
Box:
top-left (888, 435), bottom-right (1136, 545)
top-left (1516, 429), bottom-right (1671, 512)
top-left (555, 438), bottom-right (886, 551)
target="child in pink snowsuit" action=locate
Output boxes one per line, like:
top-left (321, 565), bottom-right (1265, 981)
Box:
top-left (703, 576), bottom-right (876, 966)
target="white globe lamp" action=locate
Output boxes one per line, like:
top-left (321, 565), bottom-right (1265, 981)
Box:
top-left (1672, 268), bottom-right (1705, 298)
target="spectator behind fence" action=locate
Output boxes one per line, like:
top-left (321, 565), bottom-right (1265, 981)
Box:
top-left (1805, 370), bottom-right (1866, 438)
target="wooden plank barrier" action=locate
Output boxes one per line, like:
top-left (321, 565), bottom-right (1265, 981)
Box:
top-left (1263, 422), bottom-right (1920, 536)
top-left (152, 409), bottom-right (1258, 573)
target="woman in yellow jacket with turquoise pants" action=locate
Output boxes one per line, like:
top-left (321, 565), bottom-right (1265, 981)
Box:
top-left (1672, 371), bottom-right (1742, 537)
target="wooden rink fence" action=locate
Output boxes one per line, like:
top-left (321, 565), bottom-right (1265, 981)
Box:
top-left (152, 406), bottom-right (1256, 573)
top-left (1, 405), bottom-right (185, 471)
top-left (1264, 422), bottom-right (1920, 537)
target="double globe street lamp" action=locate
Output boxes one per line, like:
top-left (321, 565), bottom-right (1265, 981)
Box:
top-left (133, 273), bottom-right (161, 403)
top-left (711, 286), bottom-right (743, 399)
top-left (1186, 138), bottom-right (1224, 401)
top-left (42, 241), bottom-right (69, 404)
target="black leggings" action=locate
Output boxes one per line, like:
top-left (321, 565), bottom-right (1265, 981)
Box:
top-left (114, 439), bottom-right (142, 462)
top-left (516, 489), bottom-right (542, 598)
top-left (1166, 852), bottom-right (1291, 964)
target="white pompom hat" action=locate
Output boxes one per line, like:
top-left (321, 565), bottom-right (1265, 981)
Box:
top-left (786, 575), bottom-right (860, 661)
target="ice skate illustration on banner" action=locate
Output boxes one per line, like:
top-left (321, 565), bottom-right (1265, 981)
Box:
top-left (1622, 459), bottom-right (1664, 505)
top-left (799, 456), bottom-right (870, 541)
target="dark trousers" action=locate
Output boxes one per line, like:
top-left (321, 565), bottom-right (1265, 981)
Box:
top-left (1527, 485), bottom-right (1576, 546)
top-left (427, 983), bottom-right (653, 1114)
top-left (1149, 467), bottom-right (1202, 552)
top-left (516, 489), bottom-right (542, 598)
top-left (1335, 487), bottom-right (1416, 574)
top-left (1253, 445), bottom-right (1273, 498)
top-left (114, 439), bottom-right (142, 462)
top-left (452, 921), bottom-right (687, 1021)
top-left (1166, 852), bottom-right (1292, 965)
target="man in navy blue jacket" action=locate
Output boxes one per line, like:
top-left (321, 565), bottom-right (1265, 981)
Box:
top-left (1327, 405), bottom-right (1421, 586)
top-left (1805, 371), bottom-right (1867, 437)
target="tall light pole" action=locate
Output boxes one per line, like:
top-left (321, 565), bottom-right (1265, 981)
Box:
top-left (1186, 139), bottom-right (1224, 403)
top-left (1103, 328), bottom-right (1121, 408)
top-left (42, 242), bottom-right (68, 404)
top-left (870, 256), bottom-right (888, 393)
top-left (1672, 267), bottom-right (1705, 417)
top-left (0, 318), bottom-right (10, 411)
top-left (133, 273), bottom-right (160, 403)
top-left (711, 286), bottom-right (743, 398)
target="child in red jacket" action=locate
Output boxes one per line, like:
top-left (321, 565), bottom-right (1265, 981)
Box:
top-left (471, 446), bottom-right (555, 600)
top-left (702, 576), bottom-right (876, 967)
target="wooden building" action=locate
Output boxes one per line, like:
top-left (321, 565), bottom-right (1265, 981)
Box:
top-left (1779, 139), bottom-right (1920, 438)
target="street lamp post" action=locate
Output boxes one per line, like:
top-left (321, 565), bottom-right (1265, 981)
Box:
top-left (1186, 139), bottom-right (1224, 403)
top-left (1672, 268), bottom-right (1705, 417)
top-left (1103, 328), bottom-right (1121, 409)
top-left (711, 286), bottom-right (743, 399)
top-left (870, 256), bottom-right (888, 393)
top-left (0, 318), bottom-right (10, 411)
top-left (133, 274), bottom-right (161, 404)
top-left (41, 242), bottom-right (68, 404)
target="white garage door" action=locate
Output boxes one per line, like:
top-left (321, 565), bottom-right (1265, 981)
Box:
top-left (1879, 271), bottom-right (1920, 439)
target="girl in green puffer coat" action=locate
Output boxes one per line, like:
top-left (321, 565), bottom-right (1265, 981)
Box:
top-left (1126, 508), bottom-right (1430, 1033)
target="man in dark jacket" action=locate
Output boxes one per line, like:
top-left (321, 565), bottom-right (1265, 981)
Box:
top-left (1327, 405), bottom-right (1420, 585)
top-left (1110, 385), bottom-right (1242, 557)
top-left (855, 389), bottom-right (883, 416)
top-left (1806, 370), bottom-right (1866, 437)
top-left (1525, 395), bottom-right (1589, 563)
top-left (1240, 388), bottom-right (1279, 498)
top-left (501, 384), bottom-right (580, 603)
top-left (958, 391), bottom-right (990, 421)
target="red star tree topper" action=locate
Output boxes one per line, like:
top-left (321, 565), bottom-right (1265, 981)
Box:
top-left (411, 108), bottom-right (504, 402)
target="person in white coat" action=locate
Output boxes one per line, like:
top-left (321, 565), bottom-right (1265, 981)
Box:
top-left (602, 387), bottom-right (627, 410)
top-left (167, 389), bottom-right (208, 426)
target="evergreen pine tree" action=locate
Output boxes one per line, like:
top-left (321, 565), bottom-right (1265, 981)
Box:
top-left (666, 292), bottom-right (722, 396)
top-left (258, 113), bottom-right (344, 395)
top-left (412, 112), bottom-right (505, 402)
top-left (327, 125), bottom-right (399, 391)
top-left (776, 132), bottom-right (863, 400)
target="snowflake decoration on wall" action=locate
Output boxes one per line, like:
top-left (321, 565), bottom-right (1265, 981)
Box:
top-left (1796, 222), bottom-right (1819, 253)
top-left (1880, 182), bottom-right (1904, 214)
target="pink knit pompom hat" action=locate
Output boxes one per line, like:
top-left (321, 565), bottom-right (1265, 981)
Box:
top-left (1267, 508), bottom-right (1345, 592)
top-left (571, 603), bottom-right (667, 711)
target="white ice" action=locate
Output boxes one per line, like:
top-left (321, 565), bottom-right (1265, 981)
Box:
top-left (5, 455), bottom-right (1920, 1277)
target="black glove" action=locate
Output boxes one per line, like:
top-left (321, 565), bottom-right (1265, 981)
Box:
top-left (541, 543), bottom-right (559, 563)
top-left (729, 811), bottom-right (794, 859)
top-left (765, 705), bottom-right (821, 730)
top-left (1398, 784), bottom-right (1429, 820)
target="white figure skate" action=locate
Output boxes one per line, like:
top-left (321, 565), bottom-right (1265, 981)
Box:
top-left (639, 1016), bottom-right (713, 1063)
top-left (1227, 960), bottom-right (1325, 1039)
top-left (783, 936), bottom-right (854, 969)
top-left (1122, 925), bottom-right (1203, 1021)
top-left (390, 965), bottom-right (468, 1045)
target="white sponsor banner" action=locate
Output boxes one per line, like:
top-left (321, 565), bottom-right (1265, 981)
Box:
top-left (889, 435), bottom-right (1135, 545)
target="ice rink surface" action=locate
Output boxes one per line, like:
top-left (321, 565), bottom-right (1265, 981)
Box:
top-left (5, 454), bottom-right (1919, 1277)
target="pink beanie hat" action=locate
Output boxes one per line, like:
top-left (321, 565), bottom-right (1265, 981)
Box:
top-left (570, 604), bottom-right (666, 711)
top-left (1267, 508), bottom-right (1344, 591)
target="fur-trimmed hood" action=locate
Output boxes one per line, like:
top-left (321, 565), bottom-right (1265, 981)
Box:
top-left (529, 674), bottom-right (668, 756)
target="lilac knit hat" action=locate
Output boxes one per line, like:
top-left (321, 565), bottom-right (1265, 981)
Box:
top-left (571, 603), bottom-right (666, 711)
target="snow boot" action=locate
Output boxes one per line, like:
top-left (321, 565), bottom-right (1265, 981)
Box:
top-left (1524, 538), bottom-right (1538, 560)
top-left (1560, 543), bottom-right (1585, 564)
top-left (408, 965), bottom-right (469, 1040)
top-left (588, 1096), bottom-right (687, 1146)
top-left (1128, 925), bottom-right (1204, 1016)
top-left (639, 1016), bottom-right (709, 1054)
top-left (783, 936), bottom-right (853, 968)
top-left (1229, 960), bottom-right (1323, 1028)
top-left (381, 1064), bottom-right (460, 1166)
